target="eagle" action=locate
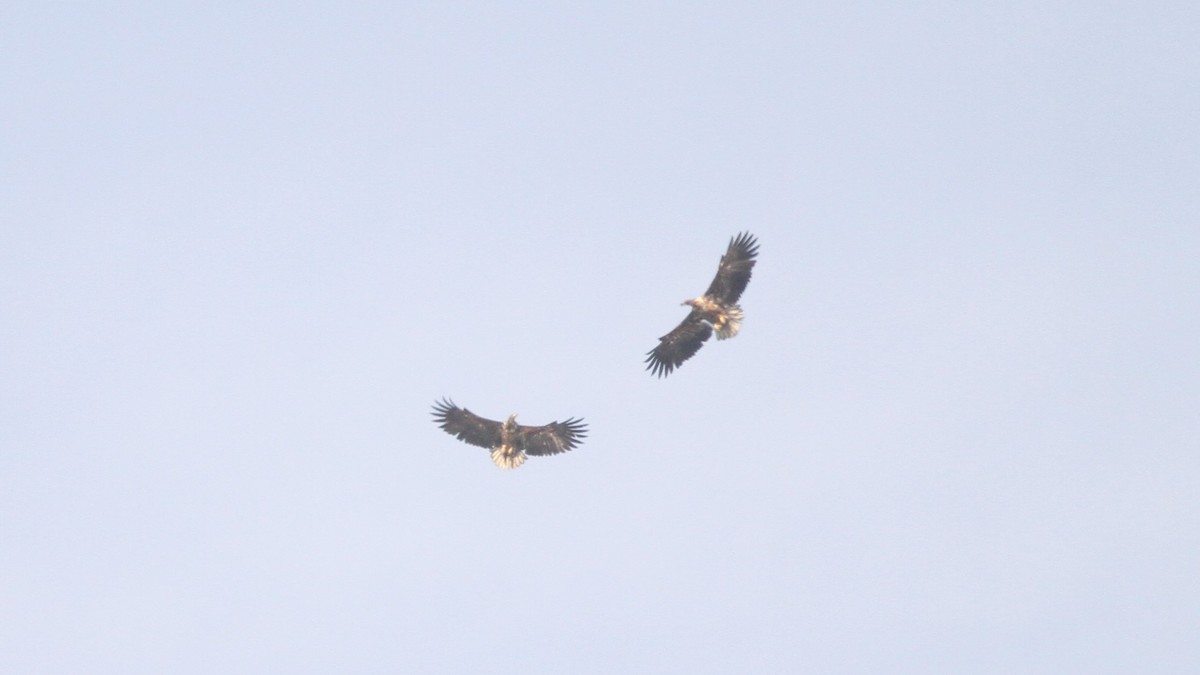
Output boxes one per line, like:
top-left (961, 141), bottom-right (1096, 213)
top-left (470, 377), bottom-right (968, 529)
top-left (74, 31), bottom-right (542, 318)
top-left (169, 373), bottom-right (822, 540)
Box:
top-left (645, 231), bottom-right (760, 378)
top-left (431, 398), bottom-right (588, 469)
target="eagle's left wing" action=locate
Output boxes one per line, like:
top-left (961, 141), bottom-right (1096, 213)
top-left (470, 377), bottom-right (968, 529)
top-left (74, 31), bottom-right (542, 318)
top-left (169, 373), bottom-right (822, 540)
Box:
top-left (702, 231), bottom-right (759, 304)
top-left (520, 418), bottom-right (588, 456)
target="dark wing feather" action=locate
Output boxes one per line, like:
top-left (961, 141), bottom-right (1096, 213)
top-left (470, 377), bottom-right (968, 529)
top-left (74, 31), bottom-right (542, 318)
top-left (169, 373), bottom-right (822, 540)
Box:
top-left (519, 417), bottom-right (588, 456)
top-left (431, 398), bottom-right (503, 448)
top-left (702, 231), bottom-right (759, 304)
top-left (645, 314), bottom-right (713, 378)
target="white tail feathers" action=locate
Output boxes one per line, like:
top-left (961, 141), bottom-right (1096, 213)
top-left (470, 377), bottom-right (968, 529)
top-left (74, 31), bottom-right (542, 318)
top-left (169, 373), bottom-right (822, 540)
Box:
top-left (491, 446), bottom-right (526, 470)
top-left (714, 304), bottom-right (744, 340)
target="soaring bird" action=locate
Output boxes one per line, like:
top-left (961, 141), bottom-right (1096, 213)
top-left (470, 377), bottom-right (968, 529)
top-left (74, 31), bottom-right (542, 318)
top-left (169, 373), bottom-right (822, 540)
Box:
top-left (431, 398), bottom-right (588, 469)
top-left (645, 232), bottom-right (760, 378)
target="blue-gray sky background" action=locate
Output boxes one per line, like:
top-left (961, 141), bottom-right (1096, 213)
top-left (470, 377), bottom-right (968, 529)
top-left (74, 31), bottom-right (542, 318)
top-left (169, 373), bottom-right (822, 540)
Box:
top-left (3, 3), bottom-right (1198, 672)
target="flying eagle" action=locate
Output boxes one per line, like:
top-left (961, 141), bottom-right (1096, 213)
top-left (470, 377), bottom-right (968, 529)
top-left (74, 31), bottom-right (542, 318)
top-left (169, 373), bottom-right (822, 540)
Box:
top-left (430, 398), bottom-right (588, 469)
top-left (645, 231), bottom-right (760, 377)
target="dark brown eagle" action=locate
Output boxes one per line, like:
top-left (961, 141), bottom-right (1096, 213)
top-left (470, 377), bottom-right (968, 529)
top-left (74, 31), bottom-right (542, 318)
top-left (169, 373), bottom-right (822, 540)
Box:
top-left (645, 232), bottom-right (760, 378)
top-left (431, 398), bottom-right (588, 469)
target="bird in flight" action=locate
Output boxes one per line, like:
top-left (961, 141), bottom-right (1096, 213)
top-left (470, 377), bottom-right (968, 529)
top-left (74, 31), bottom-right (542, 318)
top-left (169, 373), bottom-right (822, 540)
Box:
top-left (431, 398), bottom-right (589, 469)
top-left (645, 232), bottom-right (760, 377)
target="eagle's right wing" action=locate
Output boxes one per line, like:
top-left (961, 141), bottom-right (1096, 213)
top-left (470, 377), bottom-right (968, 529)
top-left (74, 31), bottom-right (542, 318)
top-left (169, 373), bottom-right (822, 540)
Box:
top-left (431, 398), bottom-right (503, 448)
top-left (645, 315), bottom-right (713, 378)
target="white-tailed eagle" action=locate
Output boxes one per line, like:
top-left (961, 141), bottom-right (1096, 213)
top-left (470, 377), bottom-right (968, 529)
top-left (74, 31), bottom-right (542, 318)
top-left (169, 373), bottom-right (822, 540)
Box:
top-left (645, 232), bottom-right (759, 377)
top-left (431, 398), bottom-right (588, 469)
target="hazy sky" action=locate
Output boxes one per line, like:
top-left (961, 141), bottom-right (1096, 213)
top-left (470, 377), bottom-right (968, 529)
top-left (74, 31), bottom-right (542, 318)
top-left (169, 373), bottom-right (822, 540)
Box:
top-left (3, 3), bottom-right (1198, 673)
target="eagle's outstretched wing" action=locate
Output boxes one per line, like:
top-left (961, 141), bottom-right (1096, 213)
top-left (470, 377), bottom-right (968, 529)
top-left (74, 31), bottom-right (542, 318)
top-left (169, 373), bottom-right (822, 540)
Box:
top-left (702, 231), bottom-right (759, 304)
top-left (645, 315), bottom-right (713, 378)
top-left (431, 398), bottom-right (503, 448)
top-left (519, 418), bottom-right (589, 456)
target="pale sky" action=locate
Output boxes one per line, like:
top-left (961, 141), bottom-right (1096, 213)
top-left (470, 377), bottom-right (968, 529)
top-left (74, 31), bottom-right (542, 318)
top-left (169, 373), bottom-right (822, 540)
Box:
top-left (3, 3), bottom-right (1198, 673)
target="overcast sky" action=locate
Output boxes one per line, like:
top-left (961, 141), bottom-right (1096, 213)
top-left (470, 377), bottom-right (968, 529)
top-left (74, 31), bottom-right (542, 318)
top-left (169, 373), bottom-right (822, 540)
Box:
top-left (3, 2), bottom-right (1198, 673)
